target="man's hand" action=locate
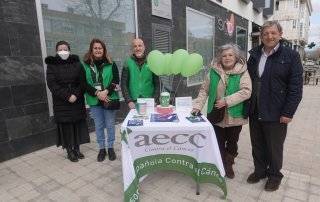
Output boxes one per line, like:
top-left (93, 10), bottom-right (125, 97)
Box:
top-left (215, 99), bottom-right (227, 109)
top-left (128, 102), bottom-right (135, 109)
top-left (280, 116), bottom-right (292, 124)
top-left (68, 94), bottom-right (77, 103)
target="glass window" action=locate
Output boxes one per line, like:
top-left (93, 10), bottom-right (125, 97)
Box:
top-left (186, 8), bottom-right (214, 86)
top-left (293, 20), bottom-right (297, 29)
top-left (236, 26), bottom-right (247, 58)
top-left (40, 0), bottom-right (136, 73)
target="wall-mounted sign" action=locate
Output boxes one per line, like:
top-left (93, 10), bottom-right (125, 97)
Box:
top-left (226, 13), bottom-right (235, 37)
top-left (151, 0), bottom-right (172, 19)
top-left (217, 13), bottom-right (236, 37)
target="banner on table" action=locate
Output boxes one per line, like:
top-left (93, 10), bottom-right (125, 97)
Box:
top-left (121, 126), bottom-right (227, 202)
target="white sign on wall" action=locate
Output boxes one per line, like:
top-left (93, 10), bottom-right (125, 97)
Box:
top-left (151, 0), bottom-right (172, 19)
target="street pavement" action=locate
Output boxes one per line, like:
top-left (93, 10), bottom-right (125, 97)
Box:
top-left (0, 85), bottom-right (320, 202)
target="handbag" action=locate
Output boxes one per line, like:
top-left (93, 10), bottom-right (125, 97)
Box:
top-left (100, 99), bottom-right (120, 110)
top-left (207, 106), bottom-right (226, 124)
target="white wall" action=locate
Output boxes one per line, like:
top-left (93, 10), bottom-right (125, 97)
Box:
top-left (210, 0), bottom-right (265, 26)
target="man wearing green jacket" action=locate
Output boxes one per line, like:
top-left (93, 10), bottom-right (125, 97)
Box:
top-left (121, 38), bottom-right (160, 109)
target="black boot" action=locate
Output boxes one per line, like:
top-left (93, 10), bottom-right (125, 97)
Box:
top-left (108, 148), bottom-right (116, 161)
top-left (66, 148), bottom-right (78, 162)
top-left (97, 149), bottom-right (106, 162)
top-left (74, 145), bottom-right (85, 159)
top-left (224, 153), bottom-right (235, 179)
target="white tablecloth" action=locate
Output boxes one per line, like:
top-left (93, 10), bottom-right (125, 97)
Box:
top-left (121, 109), bottom-right (227, 202)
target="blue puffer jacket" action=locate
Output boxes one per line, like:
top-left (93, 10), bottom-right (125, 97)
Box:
top-left (246, 43), bottom-right (303, 121)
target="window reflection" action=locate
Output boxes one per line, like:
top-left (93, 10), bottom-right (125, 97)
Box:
top-left (186, 8), bottom-right (214, 86)
top-left (40, 0), bottom-right (135, 69)
top-left (236, 26), bottom-right (247, 58)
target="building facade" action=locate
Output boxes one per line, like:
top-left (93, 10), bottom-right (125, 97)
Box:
top-left (0, 0), bottom-right (271, 161)
top-left (271, 0), bottom-right (313, 56)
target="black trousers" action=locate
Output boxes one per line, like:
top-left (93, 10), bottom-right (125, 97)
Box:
top-left (249, 117), bottom-right (287, 180)
top-left (213, 125), bottom-right (242, 161)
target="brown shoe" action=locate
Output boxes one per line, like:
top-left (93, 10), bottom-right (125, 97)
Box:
top-left (224, 153), bottom-right (235, 179)
top-left (264, 178), bottom-right (281, 191)
top-left (247, 172), bottom-right (266, 184)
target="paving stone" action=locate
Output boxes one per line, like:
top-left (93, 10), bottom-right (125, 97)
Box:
top-left (66, 178), bottom-right (87, 191)
top-left (287, 178), bottom-right (309, 191)
top-left (310, 176), bottom-right (320, 186)
top-left (31, 175), bottom-right (51, 186)
top-left (285, 188), bottom-right (309, 201)
top-left (282, 197), bottom-right (302, 202)
top-left (310, 184), bottom-right (320, 195)
top-left (0, 191), bottom-right (15, 202)
top-left (8, 183), bottom-right (34, 197)
top-left (17, 189), bottom-right (40, 201)
top-left (308, 194), bottom-right (320, 202)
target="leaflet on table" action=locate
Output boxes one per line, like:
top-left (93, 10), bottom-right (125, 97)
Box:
top-left (175, 96), bottom-right (192, 112)
top-left (185, 115), bottom-right (206, 123)
top-left (127, 119), bottom-right (143, 126)
top-left (150, 113), bottom-right (179, 122)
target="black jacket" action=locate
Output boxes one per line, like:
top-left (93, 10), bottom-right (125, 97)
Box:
top-left (45, 55), bottom-right (87, 122)
top-left (246, 43), bottom-right (303, 121)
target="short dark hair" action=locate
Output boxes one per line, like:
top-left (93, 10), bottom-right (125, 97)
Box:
top-left (55, 41), bottom-right (70, 51)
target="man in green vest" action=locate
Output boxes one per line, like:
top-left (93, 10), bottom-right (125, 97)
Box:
top-left (121, 38), bottom-right (160, 109)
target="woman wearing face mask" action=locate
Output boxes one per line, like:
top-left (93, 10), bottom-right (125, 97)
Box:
top-left (192, 44), bottom-right (252, 179)
top-left (45, 41), bottom-right (90, 162)
top-left (81, 38), bottom-right (120, 162)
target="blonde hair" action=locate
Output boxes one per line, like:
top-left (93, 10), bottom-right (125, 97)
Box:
top-left (214, 43), bottom-right (244, 66)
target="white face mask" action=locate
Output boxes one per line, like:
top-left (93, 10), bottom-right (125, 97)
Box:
top-left (57, 50), bottom-right (70, 60)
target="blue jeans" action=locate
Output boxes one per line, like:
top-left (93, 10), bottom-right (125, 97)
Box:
top-left (89, 106), bottom-right (116, 149)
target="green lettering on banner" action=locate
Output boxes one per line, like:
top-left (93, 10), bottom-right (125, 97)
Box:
top-left (124, 154), bottom-right (227, 202)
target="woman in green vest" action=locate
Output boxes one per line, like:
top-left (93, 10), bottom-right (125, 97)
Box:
top-left (192, 44), bottom-right (252, 179)
top-left (81, 39), bottom-right (120, 162)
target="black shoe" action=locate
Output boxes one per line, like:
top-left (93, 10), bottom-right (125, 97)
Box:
top-left (74, 146), bottom-right (85, 159)
top-left (224, 153), bottom-right (235, 179)
top-left (67, 149), bottom-right (78, 162)
top-left (75, 150), bottom-right (85, 159)
top-left (97, 149), bottom-right (106, 162)
top-left (108, 148), bottom-right (116, 161)
top-left (247, 172), bottom-right (266, 184)
top-left (264, 178), bottom-right (281, 191)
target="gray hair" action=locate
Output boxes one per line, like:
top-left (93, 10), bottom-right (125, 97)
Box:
top-left (260, 20), bottom-right (283, 35)
top-left (215, 43), bottom-right (244, 65)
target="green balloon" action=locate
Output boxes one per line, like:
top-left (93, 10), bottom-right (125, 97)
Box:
top-left (163, 53), bottom-right (172, 75)
top-left (169, 49), bottom-right (189, 75)
top-left (147, 50), bottom-right (165, 75)
top-left (181, 53), bottom-right (203, 77)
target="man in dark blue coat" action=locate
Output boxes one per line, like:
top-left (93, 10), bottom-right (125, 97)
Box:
top-left (246, 21), bottom-right (303, 191)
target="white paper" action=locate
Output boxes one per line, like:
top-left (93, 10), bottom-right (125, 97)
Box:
top-left (137, 98), bottom-right (155, 113)
top-left (175, 97), bottom-right (192, 112)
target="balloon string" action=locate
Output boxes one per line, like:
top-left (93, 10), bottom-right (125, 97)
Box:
top-left (172, 75), bottom-right (182, 105)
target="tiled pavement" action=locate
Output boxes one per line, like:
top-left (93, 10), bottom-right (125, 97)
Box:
top-left (1, 86), bottom-right (320, 202)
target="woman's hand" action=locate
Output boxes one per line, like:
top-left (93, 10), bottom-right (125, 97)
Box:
top-left (97, 90), bottom-right (108, 101)
top-left (68, 94), bottom-right (77, 103)
top-left (215, 99), bottom-right (227, 109)
top-left (191, 108), bottom-right (201, 116)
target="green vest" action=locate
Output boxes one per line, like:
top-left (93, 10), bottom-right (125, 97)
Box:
top-left (126, 57), bottom-right (154, 101)
top-left (82, 62), bottom-right (119, 106)
top-left (207, 69), bottom-right (244, 118)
